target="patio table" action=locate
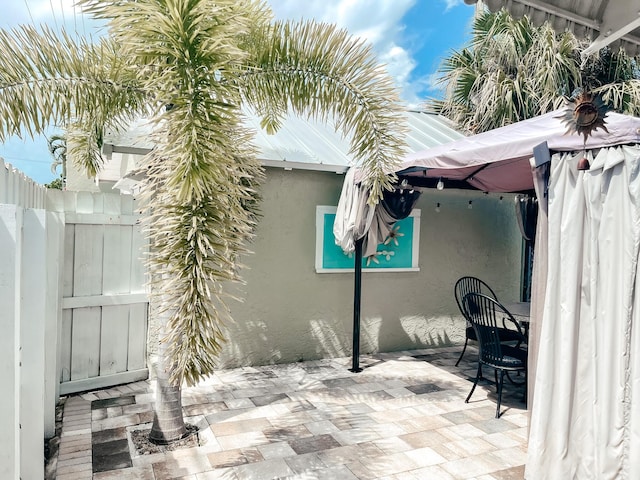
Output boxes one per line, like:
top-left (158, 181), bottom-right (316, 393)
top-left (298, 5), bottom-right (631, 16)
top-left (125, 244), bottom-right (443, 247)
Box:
top-left (504, 301), bottom-right (531, 337)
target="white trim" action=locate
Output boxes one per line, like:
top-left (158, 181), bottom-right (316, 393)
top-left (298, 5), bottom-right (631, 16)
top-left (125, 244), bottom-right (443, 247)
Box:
top-left (65, 213), bottom-right (140, 225)
top-left (59, 369), bottom-right (149, 395)
top-left (315, 205), bottom-right (336, 272)
top-left (104, 143), bottom-right (349, 174)
top-left (62, 293), bottom-right (148, 310)
top-left (316, 267), bottom-right (420, 274)
top-left (262, 159), bottom-right (348, 173)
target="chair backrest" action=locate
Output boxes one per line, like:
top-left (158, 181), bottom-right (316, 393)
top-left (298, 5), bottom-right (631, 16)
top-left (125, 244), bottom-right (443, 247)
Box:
top-left (454, 276), bottom-right (498, 318)
top-left (461, 292), bottom-right (524, 367)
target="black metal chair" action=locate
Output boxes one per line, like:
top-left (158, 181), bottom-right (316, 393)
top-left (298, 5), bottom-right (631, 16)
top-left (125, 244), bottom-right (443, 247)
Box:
top-left (461, 292), bottom-right (527, 418)
top-left (454, 276), bottom-right (522, 367)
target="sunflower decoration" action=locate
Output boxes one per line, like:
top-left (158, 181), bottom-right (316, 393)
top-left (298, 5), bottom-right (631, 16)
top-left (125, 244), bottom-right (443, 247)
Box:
top-left (557, 91), bottom-right (610, 170)
top-left (558, 91), bottom-right (610, 142)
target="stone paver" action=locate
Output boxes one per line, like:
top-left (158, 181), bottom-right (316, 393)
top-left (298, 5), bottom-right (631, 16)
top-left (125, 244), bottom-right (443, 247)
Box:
top-left (51, 346), bottom-right (528, 479)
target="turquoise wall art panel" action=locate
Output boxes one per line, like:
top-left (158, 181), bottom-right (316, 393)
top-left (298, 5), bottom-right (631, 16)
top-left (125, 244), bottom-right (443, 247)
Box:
top-left (315, 206), bottom-right (420, 273)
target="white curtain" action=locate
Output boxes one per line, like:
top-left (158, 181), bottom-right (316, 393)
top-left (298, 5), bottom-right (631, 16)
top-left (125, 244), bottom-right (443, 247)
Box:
top-left (526, 146), bottom-right (640, 479)
top-left (527, 157), bottom-right (549, 418)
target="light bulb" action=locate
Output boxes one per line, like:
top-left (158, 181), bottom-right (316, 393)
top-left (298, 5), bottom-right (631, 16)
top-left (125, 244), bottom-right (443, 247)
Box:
top-left (435, 202), bottom-right (441, 213)
top-left (468, 200), bottom-right (473, 209)
top-left (436, 178), bottom-right (444, 190)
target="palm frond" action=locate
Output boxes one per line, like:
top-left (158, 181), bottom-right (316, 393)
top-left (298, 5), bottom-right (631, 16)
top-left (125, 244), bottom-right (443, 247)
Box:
top-left (0, 24), bottom-right (150, 173)
top-left (66, 121), bottom-right (105, 177)
top-left (596, 79), bottom-right (640, 116)
top-left (430, 8), bottom-right (640, 133)
top-left (239, 19), bottom-right (408, 202)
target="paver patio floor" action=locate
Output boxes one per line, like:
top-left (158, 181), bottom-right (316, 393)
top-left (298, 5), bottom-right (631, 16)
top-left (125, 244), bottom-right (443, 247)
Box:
top-left (53, 346), bottom-right (527, 479)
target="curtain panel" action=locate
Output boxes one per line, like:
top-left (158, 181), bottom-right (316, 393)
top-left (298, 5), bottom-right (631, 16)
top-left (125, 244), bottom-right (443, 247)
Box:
top-left (526, 146), bottom-right (640, 479)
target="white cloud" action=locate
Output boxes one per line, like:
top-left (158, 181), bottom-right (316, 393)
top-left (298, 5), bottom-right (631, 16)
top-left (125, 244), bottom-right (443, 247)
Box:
top-left (443, 0), bottom-right (464, 11)
top-left (267, 0), bottom-right (419, 104)
top-left (419, 72), bottom-right (447, 99)
top-left (379, 44), bottom-right (420, 106)
top-left (268, 0), bottom-right (413, 45)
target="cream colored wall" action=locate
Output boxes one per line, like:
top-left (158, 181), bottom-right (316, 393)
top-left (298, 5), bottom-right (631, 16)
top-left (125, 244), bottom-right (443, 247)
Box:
top-left (217, 167), bottom-right (523, 368)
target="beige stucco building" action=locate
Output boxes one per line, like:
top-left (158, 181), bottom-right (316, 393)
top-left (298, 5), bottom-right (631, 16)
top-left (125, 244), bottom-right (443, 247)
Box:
top-left (66, 112), bottom-right (523, 369)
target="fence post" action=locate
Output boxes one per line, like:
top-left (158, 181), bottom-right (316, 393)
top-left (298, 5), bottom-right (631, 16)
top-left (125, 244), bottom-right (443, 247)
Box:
top-left (0, 204), bottom-right (22, 480)
top-left (44, 210), bottom-right (65, 437)
top-left (20, 209), bottom-right (46, 480)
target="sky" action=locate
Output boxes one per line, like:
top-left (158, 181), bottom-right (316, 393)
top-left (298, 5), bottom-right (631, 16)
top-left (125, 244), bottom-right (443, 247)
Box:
top-left (0, 0), bottom-right (475, 185)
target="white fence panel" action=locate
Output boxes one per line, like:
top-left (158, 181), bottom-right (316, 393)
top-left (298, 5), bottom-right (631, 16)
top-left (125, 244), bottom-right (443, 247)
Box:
top-left (20, 209), bottom-right (47, 480)
top-left (57, 191), bottom-right (149, 395)
top-left (0, 158), bottom-right (46, 208)
top-left (44, 211), bottom-right (65, 438)
top-left (0, 205), bottom-right (22, 480)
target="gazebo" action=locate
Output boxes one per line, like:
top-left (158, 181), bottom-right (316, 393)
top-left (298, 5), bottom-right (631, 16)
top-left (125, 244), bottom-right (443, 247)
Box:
top-left (336, 107), bottom-right (640, 479)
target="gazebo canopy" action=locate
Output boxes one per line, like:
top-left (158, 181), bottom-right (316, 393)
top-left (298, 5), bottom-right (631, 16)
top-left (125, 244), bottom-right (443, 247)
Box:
top-left (395, 109), bottom-right (640, 193)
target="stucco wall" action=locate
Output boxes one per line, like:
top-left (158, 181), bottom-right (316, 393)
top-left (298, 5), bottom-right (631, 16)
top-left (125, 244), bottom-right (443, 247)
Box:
top-left (215, 167), bottom-right (523, 369)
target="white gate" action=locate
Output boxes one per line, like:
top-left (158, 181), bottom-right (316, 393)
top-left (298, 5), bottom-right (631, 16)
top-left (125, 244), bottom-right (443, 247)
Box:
top-left (56, 191), bottom-right (149, 395)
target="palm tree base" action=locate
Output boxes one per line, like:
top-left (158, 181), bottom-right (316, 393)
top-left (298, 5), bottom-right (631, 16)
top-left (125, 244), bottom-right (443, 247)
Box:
top-left (148, 381), bottom-right (188, 444)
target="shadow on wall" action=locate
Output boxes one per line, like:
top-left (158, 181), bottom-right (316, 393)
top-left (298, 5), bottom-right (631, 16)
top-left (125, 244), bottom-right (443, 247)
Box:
top-left (216, 317), bottom-right (284, 369)
top-left (358, 314), bottom-right (464, 354)
top-left (400, 315), bottom-right (463, 348)
top-left (215, 311), bottom-right (467, 369)
top-left (308, 318), bottom-right (353, 361)
top-left (216, 310), bottom-right (353, 368)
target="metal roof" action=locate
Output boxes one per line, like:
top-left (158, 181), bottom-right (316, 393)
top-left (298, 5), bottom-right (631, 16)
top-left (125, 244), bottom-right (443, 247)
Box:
top-left (103, 111), bottom-right (464, 175)
top-left (467, 0), bottom-right (640, 56)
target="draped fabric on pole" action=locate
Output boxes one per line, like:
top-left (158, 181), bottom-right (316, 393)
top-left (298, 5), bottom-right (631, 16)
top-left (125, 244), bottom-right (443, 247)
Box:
top-left (334, 168), bottom-right (421, 372)
top-left (334, 168), bottom-right (421, 257)
top-left (526, 147), bottom-right (640, 479)
top-left (334, 167), bottom-right (375, 253)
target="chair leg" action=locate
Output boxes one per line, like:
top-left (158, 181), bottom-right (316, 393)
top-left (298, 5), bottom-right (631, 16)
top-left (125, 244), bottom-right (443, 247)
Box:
top-left (455, 337), bottom-right (469, 366)
top-left (465, 363), bottom-right (482, 403)
top-left (495, 369), bottom-right (505, 418)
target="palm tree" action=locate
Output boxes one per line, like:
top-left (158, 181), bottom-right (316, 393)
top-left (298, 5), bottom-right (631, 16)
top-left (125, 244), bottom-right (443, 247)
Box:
top-left (430, 9), bottom-right (640, 133)
top-left (0, 0), bottom-right (407, 443)
top-left (47, 134), bottom-right (67, 189)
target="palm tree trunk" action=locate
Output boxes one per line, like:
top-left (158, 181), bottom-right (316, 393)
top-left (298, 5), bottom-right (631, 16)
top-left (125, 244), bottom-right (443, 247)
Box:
top-left (149, 315), bottom-right (187, 444)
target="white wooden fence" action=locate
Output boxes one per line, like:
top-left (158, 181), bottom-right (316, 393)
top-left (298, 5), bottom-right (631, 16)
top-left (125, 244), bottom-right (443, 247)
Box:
top-left (0, 158), bottom-right (47, 208)
top-left (55, 190), bottom-right (149, 395)
top-left (0, 158), bottom-right (148, 480)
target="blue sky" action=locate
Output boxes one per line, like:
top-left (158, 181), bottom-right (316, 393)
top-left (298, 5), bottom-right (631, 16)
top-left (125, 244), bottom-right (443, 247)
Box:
top-left (0, 0), bottom-right (475, 184)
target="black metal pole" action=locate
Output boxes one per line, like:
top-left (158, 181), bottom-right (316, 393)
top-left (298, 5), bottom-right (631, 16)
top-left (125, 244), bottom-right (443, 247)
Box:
top-left (350, 237), bottom-right (364, 372)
